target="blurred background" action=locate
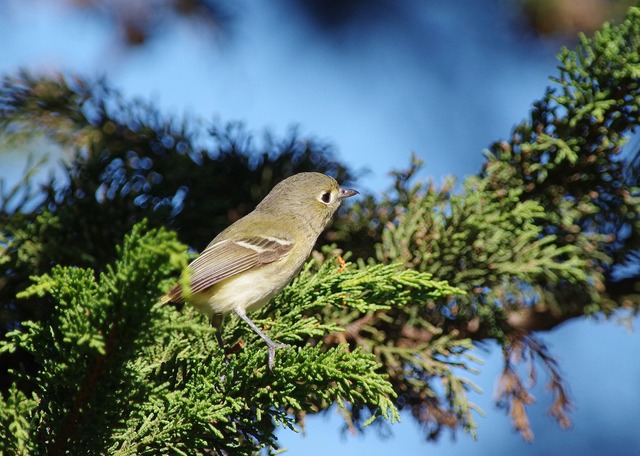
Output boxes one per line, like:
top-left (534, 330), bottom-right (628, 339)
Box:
top-left (1, 0), bottom-right (639, 454)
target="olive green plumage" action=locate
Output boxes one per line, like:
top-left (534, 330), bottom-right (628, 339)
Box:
top-left (162, 172), bottom-right (358, 368)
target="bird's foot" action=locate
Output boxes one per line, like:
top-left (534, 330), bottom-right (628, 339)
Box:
top-left (267, 342), bottom-right (290, 371)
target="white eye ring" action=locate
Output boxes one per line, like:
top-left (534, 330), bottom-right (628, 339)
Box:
top-left (319, 191), bottom-right (333, 204)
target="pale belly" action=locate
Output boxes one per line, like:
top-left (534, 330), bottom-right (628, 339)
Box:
top-left (188, 267), bottom-right (285, 318)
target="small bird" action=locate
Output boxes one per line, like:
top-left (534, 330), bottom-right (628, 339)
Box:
top-left (161, 172), bottom-right (358, 369)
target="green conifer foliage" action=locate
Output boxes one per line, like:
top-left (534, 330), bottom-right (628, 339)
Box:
top-left (0, 223), bottom-right (459, 454)
top-left (355, 5), bottom-right (640, 440)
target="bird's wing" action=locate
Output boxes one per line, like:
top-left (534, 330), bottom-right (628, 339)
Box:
top-left (163, 235), bottom-right (294, 303)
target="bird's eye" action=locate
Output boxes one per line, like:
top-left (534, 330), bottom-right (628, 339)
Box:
top-left (320, 191), bottom-right (332, 204)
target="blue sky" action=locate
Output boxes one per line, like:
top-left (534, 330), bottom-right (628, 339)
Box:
top-left (1, 1), bottom-right (639, 454)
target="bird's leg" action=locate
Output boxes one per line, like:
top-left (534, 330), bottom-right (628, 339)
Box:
top-left (234, 308), bottom-right (289, 370)
top-left (215, 327), bottom-right (225, 352)
top-left (209, 314), bottom-right (229, 366)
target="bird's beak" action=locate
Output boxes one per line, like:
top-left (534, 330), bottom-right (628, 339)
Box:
top-left (339, 187), bottom-right (359, 199)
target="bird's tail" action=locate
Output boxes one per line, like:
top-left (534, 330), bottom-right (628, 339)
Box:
top-left (159, 283), bottom-right (183, 304)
